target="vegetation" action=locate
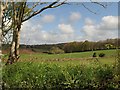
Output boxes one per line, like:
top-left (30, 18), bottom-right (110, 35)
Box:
top-left (1, 1), bottom-right (69, 64)
top-left (2, 49), bottom-right (119, 89)
top-left (49, 46), bottom-right (64, 54)
top-left (63, 39), bottom-right (119, 53)
top-left (2, 62), bottom-right (119, 89)
top-left (1, 1), bottom-right (119, 89)
top-left (10, 49), bottom-right (115, 63)
top-left (2, 49), bottom-right (116, 66)
top-left (93, 52), bottom-right (97, 57)
top-left (2, 1), bottom-right (109, 64)
top-left (2, 38), bottom-right (120, 54)
top-left (99, 53), bottom-right (105, 57)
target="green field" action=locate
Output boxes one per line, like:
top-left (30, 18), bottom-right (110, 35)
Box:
top-left (2, 49), bottom-right (119, 89)
top-left (18, 49), bottom-right (117, 65)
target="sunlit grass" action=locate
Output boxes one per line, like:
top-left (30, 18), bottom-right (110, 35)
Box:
top-left (17, 49), bottom-right (116, 65)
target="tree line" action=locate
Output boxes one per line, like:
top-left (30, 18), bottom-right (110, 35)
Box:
top-left (8, 38), bottom-right (119, 54)
top-left (63, 38), bottom-right (119, 53)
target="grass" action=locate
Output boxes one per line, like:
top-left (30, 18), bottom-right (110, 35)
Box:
top-left (15, 49), bottom-right (116, 65)
top-left (20, 49), bottom-right (116, 59)
top-left (2, 49), bottom-right (119, 89)
top-left (2, 49), bottom-right (117, 66)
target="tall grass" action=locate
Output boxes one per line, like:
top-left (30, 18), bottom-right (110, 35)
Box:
top-left (2, 62), bottom-right (119, 89)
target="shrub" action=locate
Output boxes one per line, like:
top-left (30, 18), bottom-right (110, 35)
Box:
top-left (93, 52), bottom-right (97, 57)
top-left (49, 46), bottom-right (64, 54)
top-left (95, 64), bottom-right (115, 89)
top-left (2, 62), bottom-right (119, 89)
top-left (99, 53), bottom-right (105, 57)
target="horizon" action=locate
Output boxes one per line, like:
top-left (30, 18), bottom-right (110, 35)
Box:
top-left (18, 38), bottom-right (118, 45)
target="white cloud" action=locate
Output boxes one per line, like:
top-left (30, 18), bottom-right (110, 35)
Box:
top-left (21, 21), bottom-right (74, 45)
top-left (70, 12), bottom-right (81, 22)
top-left (20, 15), bottom-right (118, 45)
top-left (99, 16), bottom-right (118, 30)
top-left (82, 16), bottom-right (118, 41)
top-left (58, 23), bottom-right (74, 34)
top-left (42, 15), bottom-right (55, 23)
top-left (85, 18), bottom-right (95, 25)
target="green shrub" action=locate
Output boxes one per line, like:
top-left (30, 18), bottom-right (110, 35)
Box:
top-left (49, 46), bottom-right (64, 54)
top-left (94, 64), bottom-right (116, 89)
top-left (2, 62), bottom-right (119, 89)
top-left (99, 53), bottom-right (105, 57)
top-left (93, 52), bottom-right (97, 57)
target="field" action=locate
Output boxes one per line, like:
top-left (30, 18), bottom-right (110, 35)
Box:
top-left (18, 49), bottom-right (117, 65)
top-left (2, 49), bottom-right (120, 89)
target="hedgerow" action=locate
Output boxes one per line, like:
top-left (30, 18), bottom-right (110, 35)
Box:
top-left (2, 62), bottom-right (119, 89)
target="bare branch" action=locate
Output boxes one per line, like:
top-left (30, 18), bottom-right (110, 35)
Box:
top-left (22, 0), bottom-right (66, 22)
top-left (23, 2), bottom-right (48, 18)
top-left (82, 3), bottom-right (97, 14)
top-left (51, 0), bottom-right (67, 8)
top-left (90, 0), bottom-right (107, 8)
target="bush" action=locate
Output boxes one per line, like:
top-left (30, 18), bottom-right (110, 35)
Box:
top-left (99, 53), bottom-right (105, 57)
top-left (93, 52), bottom-right (97, 57)
top-left (49, 46), bottom-right (64, 54)
top-left (2, 62), bottom-right (118, 89)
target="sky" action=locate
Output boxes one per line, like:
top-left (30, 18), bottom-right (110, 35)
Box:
top-left (20, 2), bottom-right (118, 45)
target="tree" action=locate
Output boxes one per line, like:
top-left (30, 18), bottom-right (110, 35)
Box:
top-left (5, 2), bottom-right (27, 64)
top-left (63, 42), bottom-right (79, 53)
top-left (0, 1), bottom-right (12, 59)
top-left (49, 46), bottom-right (64, 54)
top-left (105, 44), bottom-right (113, 49)
top-left (2, 0), bottom-right (68, 64)
top-left (1, 0), bottom-right (107, 64)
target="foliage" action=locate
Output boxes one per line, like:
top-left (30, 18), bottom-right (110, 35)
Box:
top-left (2, 62), bottom-right (119, 89)
top-left (63, 39), bottom-right (119, 53)
top-left (2, 39), bottom-right (119, 53)
top-left (105, 44), bottom-right (113, 49)
top-left (93, 52), bottom-right (97, 57)
top-left (99, 53), bottom-right (105, 57)
top-left (49, 46), bottom-right (64, 54)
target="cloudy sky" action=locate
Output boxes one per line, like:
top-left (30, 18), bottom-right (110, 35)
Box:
top-left (20, 2), bottom-right (118, 45)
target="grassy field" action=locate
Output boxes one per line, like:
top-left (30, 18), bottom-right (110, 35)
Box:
top-left (16, 49), bottom-right (117, 65)
top-left (2, 49), bottom-right (117, 65)
top-left (2, 49), bottom-right (119, 89)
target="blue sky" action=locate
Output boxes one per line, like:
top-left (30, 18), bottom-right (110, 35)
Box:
top-left (21, 2), bottom-right (118, 45)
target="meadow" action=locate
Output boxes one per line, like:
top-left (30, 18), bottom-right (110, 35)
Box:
top-left (2, 49), bottom-right (120, 89)
top-left (19, 49), bottom-right (117, 65)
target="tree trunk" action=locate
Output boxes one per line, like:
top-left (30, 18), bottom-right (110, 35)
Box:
top-left (0, 2), bottom-right (1, 40)
top-left (5, 2), bottom-right (21, 65)
top-left (15, 27), bottom-right (20, 62)
top-left (6, 28), bottom-right (20, 65)
top-left (5, 2), bottom-right (26, 65)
